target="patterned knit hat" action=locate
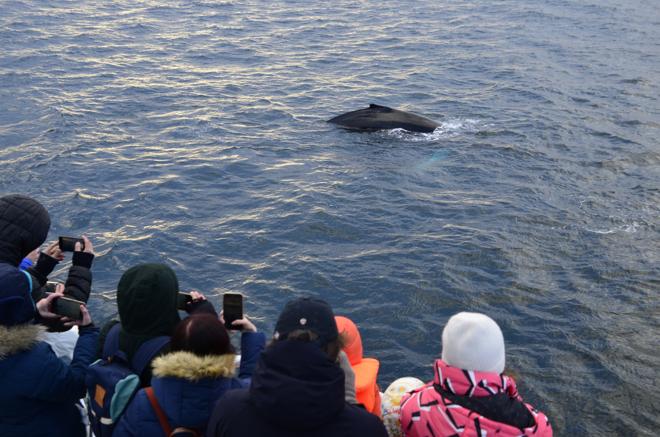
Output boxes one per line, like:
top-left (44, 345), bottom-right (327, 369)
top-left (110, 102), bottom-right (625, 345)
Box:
top-left (382, 377), bottom-right (425, 437)
top-left (441, 312), bottom-right (505, 374)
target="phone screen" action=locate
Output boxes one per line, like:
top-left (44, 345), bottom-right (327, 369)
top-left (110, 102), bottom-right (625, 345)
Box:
top-left (223, 293), bottom-right (243, 330)
top-left (53, 296), bottom-right (83, 320)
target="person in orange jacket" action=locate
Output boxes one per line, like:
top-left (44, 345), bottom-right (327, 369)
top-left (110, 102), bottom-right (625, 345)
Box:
top-left (335, 316), bottom-right (382, 417)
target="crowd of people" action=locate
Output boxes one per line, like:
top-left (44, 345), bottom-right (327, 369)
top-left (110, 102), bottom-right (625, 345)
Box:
top-left (0, 194), bottom-right (553, 437)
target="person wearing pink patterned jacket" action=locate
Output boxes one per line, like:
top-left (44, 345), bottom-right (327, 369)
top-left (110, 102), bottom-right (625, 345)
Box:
top-left (400, 312), bottom-right (552, 437)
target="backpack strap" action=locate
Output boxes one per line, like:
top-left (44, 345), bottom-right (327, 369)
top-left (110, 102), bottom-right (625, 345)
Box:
top-left (102, 323), bottom-right (121, 359)
top-left (131, 335), bottom-right (170, 375)
top-left (145, 387), bottom-right (172, 437)
top-left (102, 323), bottom-right (170, 375)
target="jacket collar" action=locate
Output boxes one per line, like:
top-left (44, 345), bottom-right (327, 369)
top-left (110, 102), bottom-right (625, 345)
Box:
top-left (152, 351), bottom-right (236, 381)
top-left (433, 359), bottom-right (519, 398)
top-left (0, 323), bottom-right (44, 359)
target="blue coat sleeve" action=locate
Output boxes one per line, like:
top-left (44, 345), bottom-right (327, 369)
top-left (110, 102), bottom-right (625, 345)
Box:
top-left (25, 326), bottom-right (99, 402)
top-left (237, 331), bottom-right (265, 381)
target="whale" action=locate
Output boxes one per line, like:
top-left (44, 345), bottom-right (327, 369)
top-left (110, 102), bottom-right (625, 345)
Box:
top-left (327, 104), bottom-right (439, 133)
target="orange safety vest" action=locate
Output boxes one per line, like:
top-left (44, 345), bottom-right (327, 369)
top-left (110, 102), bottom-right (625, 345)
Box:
top-left (335, 316), bottom-right (382, 418)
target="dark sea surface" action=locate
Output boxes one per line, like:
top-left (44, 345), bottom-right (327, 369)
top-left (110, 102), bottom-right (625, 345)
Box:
top-left (1, 0), bottom-right (658, 434)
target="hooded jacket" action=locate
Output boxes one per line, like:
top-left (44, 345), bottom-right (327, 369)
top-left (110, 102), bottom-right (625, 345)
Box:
top-left (0, 322), bottom-right (99, 437)
top-left (0, 194), bottom-right (93, 317)
top-left (0, 195), bottom-right (50, 267)
top-left (117, 264), bottom-right (181, 361)
top-left (0, 195), bottom-right (94, 344)
top-left (0, 195), bottom-right (50, 326)
top-left (400, 359), bottom-right (552, 437)
top-left (114, 331), bottom-right (265, 436)
top-left (206, 340), bottom-right (388, 437)
top-left (98, 264), bottom-right (181, 385)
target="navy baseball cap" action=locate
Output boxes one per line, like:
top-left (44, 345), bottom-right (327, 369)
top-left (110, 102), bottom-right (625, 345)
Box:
top-left (274, 296), bottom-right (339, 346)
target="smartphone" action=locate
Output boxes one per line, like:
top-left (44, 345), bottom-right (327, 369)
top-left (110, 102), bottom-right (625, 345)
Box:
top-left (59, 236), bottom-right (85, 252)
top-left (177, 292), bottom-right (193, 310)
top-left (44, 281), bottom-right (62, 294)
top-left (52, 296), bottom-right (84, 320)
top-left (223, 292), bottom-right (243, 330)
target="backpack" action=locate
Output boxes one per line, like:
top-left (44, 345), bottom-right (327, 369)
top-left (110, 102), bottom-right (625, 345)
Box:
top-left (145, 387), bottom-right (202, 437)
top-left (85, 323), bottom-right (170, 437)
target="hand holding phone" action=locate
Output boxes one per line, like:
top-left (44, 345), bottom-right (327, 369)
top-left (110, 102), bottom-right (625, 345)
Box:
top-left (223, 292), bottom-right (243, 330)
top-left (52, 295), bottom-right (84, 320)
top-left (177, 292), bottom-right (193, 310)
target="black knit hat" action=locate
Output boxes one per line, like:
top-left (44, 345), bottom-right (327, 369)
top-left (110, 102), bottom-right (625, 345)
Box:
top-left (274, 296), bottom-right (338, 346)
top-left (0, 195), bottom-right (50, 266)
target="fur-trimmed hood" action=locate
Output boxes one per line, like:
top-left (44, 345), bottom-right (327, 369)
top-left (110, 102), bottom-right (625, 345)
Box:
top-left (152, 351), bottom-right (236, 381)
top-left (0, 323), bottom-right (44, 359)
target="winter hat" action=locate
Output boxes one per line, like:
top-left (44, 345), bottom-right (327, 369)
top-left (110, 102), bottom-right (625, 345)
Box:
top-left (274, 296), bottom-right (338, 346)
top-left (441, 312), bottom-right (505, 374)
top-left (0, 195), bottom-right (50, 266)
top-left (383, 377), bottom-right (425, 409)
top-left (381, 377), bottom-right (425, 437)
top-left (117, 263), bottom-right (181, 361)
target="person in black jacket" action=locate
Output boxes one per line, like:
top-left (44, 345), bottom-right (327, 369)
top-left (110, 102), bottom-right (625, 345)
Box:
top-left (206, 296), bottom-right (388, 437)
top-left (0, 194), bottom-right (95, 321)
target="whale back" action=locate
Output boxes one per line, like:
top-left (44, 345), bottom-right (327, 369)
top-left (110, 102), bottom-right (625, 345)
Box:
top-left (328, 104), bottom-right (439, 133)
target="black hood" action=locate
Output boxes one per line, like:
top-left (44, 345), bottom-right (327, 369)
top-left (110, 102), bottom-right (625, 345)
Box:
top-left (249, 340), bottom-right (346, 431)
top-left (0, 195), bottom-right (50, 266)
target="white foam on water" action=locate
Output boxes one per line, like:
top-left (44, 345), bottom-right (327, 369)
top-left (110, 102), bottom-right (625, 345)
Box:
top-left (385, 118), bottom-right (481, 142)
top-left (585, 221), bottom-right (641, 234)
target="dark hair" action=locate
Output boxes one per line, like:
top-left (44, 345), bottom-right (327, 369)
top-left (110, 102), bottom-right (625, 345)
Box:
top-left (277, 329), bottom-right (346, 362)
top-left (170, 314), bottom-right (234, 356)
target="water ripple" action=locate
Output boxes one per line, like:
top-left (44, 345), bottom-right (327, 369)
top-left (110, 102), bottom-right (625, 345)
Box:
top-left (1, 0), bottom-right (659, 434)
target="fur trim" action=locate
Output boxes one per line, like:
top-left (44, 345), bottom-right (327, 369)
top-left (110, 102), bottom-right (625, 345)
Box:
top-left (152, 351), bottom-right (236, 381)
top-left (0, 324), bottom-right (45, 359)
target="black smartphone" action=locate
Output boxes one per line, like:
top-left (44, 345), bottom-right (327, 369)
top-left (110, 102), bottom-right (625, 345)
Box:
top-left (52, 296), bottom-right (84, 320)
top-left (59, 236), bottom-right (85, 252)
top-left (44, 281), bottom-right (62, 294)
top-left (177, 292), bottom-right (193, 310)
top-left (223, 292), bottom-right (243, 330)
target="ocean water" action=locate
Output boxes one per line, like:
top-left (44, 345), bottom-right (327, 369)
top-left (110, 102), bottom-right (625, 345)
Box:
top-left (1, 0), bottom-right (658, 434)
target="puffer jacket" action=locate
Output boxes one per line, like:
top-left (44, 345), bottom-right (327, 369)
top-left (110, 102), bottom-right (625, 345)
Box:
top-left (0, 194), bottom-right (93, 308)
top-left (206, 340), bottom-right (388, 437)
top-left (0, 323), bottom-right (99, 437)
top-left (114, 331), bottom-right (265, 436)
top-left (400, 360), bottom-right (552, 437)
top-left (32, 251), bottom-right (94, 302)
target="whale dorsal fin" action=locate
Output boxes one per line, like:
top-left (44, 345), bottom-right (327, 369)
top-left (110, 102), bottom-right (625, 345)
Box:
top-left (369, 104), bottom-right (393, 112)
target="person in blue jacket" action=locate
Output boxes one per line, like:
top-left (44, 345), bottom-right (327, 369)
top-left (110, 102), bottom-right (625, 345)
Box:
top-left (0, 194), bottom-right (99, 437)
top-left (114, 312), bottom-right (266, 436)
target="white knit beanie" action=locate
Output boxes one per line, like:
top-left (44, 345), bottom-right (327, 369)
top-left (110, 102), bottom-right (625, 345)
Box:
top-left (441, 312), bottom-right (505, 374)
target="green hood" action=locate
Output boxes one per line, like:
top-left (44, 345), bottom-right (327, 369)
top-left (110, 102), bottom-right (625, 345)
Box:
top-left (117, 263), bottom-right (181, 361)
